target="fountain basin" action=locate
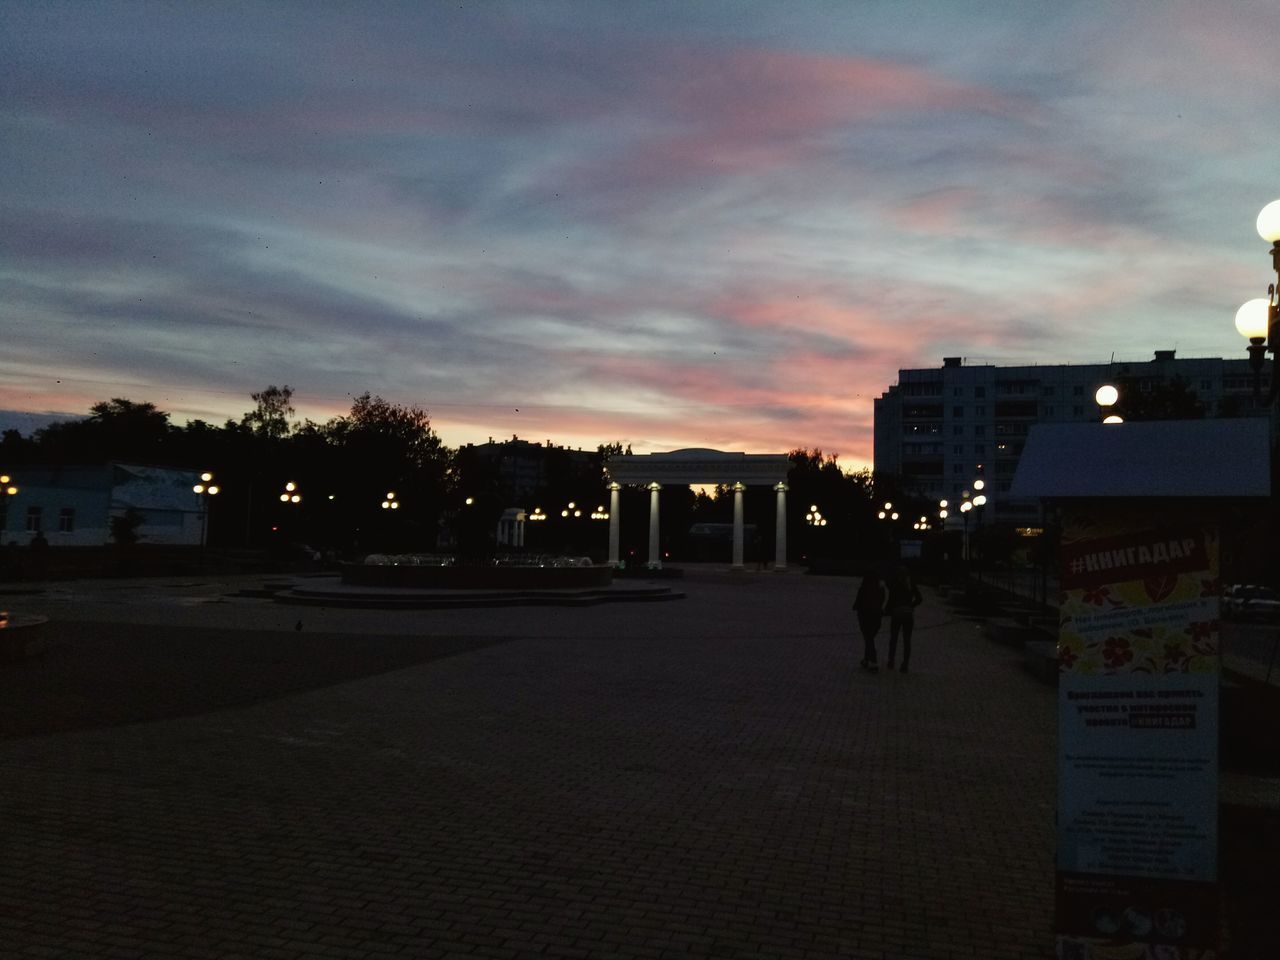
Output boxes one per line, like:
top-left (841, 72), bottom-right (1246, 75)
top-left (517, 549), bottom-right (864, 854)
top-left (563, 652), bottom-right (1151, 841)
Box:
top-left (341, 557), bottom-right (613, 590)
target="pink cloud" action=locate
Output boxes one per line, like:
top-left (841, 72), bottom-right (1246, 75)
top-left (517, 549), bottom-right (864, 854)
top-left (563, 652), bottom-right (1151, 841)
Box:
top-left (577, 47), bottom-right (1035, 190)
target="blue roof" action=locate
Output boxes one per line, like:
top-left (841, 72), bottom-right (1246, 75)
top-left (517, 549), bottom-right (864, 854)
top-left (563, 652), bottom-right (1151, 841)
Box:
top-left (1010, 418), bottom-right (1270, 499)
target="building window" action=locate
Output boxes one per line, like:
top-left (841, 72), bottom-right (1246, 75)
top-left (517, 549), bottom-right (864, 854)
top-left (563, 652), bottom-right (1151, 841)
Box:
top-left (953, 387), bottom-right (964, 397)
top-left (953, 406), bottom-right (964, 418)
top-left (953, 425), bottom-right (964, 436)
top-left (975, 406), bottom-right (985, 416)
top-left (1073, 385), bottom-right (1083, 396)
top-left (1044, 405), bottom-right (1055, 416)
top-left (1073, 405), bottom-right (1083, 416)
top-left (953, 444), bottom-right (964, 454)
top-left (1043, 386), bottom-right (1055, 396)
top-left (58, 508), bottom-right (75, 533)
top-left (974, 426), bottom-right (985, 437)
top-left (974, 387), bottom-right (986, 398)
top-left (26, 506), bottom-right (42, 532)
top-left (953, 464), bottom-right (966, 474)
top-left (975, 444), bottom-right (986, 456)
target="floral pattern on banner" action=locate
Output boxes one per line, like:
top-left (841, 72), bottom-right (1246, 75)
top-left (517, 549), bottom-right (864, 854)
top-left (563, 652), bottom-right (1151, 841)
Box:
top-left (1058, 515), bottom-right (1219, 677)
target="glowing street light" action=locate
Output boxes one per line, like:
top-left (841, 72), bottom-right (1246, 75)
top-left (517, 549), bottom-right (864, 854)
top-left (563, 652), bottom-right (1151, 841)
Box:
top-left (381, 491), bottom-right (399, 510)
top-left (192, 471), bottom-right (220, 546)
top-left (1234, 199), bottom-right (1280, 401)
top-left (193, 471), bottom-right (220, 496)
top-left (1, 475), bottom-right (19, 535)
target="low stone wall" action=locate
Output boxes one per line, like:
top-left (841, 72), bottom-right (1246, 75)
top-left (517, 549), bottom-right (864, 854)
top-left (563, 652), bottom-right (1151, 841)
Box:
top-left (341, 563), bottom-right (614, 590)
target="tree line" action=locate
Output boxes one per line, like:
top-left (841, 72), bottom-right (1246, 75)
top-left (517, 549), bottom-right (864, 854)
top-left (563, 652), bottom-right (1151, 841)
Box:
top-left (1, 388), bottom-right (890, 564)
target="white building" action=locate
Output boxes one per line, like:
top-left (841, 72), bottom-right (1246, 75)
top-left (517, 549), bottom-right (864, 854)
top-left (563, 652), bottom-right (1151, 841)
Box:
top-left (0, 463), bottom-right (206, 547)
top-left (873, 351), bottom-right (1270, 526)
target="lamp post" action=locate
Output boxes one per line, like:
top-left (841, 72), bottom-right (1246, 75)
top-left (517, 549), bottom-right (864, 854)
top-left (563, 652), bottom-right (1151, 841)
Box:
top-left (971, 475), bottom-right (989, 582)
top-left (1236, 199), bottom-right (1280, 406)
top-left (0, 474), bottom-right (18, 537)
top-left (192, 472), bottom-right (220, 547)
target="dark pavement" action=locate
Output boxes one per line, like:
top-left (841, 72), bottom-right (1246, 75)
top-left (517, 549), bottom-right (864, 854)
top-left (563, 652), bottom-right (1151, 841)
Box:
top-left (0, 570), bottom-right (1067, 959)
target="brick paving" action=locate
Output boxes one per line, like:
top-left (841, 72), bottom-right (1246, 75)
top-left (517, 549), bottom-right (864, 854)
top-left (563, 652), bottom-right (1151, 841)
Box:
top-left (0, 571), bottom-right (1057, 958)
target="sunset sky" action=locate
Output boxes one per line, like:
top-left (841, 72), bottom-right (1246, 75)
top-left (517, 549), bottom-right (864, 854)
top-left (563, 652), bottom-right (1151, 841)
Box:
top-left (3, 1), bottom-right (1278, 468)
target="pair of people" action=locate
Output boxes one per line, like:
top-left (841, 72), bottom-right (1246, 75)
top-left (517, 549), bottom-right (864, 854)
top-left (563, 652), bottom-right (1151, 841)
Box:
top-left (853, 566), bottom-right (922, 673)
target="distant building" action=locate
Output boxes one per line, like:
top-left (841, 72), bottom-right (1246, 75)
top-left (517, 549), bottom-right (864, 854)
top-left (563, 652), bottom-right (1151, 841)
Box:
top-left (873, 351), bottom-right (1269, 526)
top-left (459, 435), bottom-right (595, 500)
top-left (0, 463), bottom-right (205, 546)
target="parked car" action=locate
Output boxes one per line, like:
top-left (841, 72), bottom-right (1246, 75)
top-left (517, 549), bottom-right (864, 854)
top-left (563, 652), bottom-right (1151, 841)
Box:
top-left (1222, 584), bottom-right (1280, 621)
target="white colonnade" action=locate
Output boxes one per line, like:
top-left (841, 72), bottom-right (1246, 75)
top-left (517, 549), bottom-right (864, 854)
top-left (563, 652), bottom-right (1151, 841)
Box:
top-left (604, 450), bottom-right (791, 571)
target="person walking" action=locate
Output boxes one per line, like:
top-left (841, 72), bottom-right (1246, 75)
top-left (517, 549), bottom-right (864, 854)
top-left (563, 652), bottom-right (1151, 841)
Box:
top-left (884, 565), bottom-right (923, 673)
top-left (852, 572), bottom-right (885, 672)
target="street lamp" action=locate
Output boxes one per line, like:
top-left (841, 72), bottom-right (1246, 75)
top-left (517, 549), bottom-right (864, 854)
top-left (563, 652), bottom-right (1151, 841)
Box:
top-left (805, 504), bottom-right (828, 527)
top-left (1, 474), bottom-right (18, 536)
top-left (1235, 198), bottom-right (1280, 402)
top-left (192, 471), bottom-right (220, 546)
top-left (381, 491), bottom-right (400, 510)
top-left (280, 481), bottom-right (301, 504)
top-left (1095, 384), bottom-right (1123, 424)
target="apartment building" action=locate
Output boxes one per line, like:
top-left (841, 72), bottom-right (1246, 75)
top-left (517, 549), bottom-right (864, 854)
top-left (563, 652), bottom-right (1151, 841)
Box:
top-left (873, 351), bottom-right (1269, 525)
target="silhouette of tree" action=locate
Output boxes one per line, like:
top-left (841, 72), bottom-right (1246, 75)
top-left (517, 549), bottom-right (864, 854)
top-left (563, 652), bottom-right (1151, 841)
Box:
top-left (318, 394), bottom-right (451, 551)
top-left (33, 398), bottom-right (172, 462)
top-left (241, 385), bottom-right (295, 439)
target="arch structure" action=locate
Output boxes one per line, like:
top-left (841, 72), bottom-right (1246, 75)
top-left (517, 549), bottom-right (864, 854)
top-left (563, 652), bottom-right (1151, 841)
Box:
top-left (605, 448), bottom-right (791, 571)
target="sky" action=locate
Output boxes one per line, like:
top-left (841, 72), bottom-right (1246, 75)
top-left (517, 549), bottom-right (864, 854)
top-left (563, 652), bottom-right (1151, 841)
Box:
top-left (3, 1), bottom-right (1279, 469)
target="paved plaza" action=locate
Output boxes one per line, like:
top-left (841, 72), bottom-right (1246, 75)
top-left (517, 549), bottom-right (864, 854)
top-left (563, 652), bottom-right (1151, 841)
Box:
top-left (3, 570), bottom-right (1060, 958)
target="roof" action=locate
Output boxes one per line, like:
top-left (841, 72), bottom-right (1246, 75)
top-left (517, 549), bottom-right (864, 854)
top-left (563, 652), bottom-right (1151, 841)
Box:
top-left (1009, 418), bottom-right (1271, 499)
top-left (607, 449), bottom-right (790, 486)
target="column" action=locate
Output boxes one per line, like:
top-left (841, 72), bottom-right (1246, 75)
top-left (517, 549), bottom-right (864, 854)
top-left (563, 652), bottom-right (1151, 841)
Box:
top-left (647, 482), bottom-right (662, 569)
top-left (731, 482), bottom-right (745, 569)
top-left (607, 482), bottom-right (621, 567)
top-left (774, 482), bottom-right (788, 571)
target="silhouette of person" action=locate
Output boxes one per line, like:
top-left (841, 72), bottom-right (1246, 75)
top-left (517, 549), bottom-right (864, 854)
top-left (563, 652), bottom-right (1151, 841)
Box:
top-left (852, 572), bottom-right (885, 672)
top-left (884, 565), bottom-right (923, 673)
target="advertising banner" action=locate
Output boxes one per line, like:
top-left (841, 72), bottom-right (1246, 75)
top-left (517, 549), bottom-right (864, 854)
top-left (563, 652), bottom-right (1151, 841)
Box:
top-left (1055, 511), bottom-right (1220, 960)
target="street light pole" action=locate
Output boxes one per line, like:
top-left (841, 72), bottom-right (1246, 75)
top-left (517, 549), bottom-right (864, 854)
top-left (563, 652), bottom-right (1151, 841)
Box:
top-left (1239, 200), bottom-right (1280, 403)
top-left (1236, 199), bottom-right (1280, 486)
top-left (1, 474), bottom-right (19, 538)
top-left (192, 472), bottom-right (220, 547)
